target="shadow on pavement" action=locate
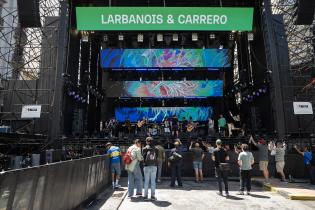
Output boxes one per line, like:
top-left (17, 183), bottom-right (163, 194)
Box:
top-left (152, 200), bottom-right (172, 207)
top-left (249, 193), bottom-right (270, 199)
top-left (226, 195), bottom-right (244, 200)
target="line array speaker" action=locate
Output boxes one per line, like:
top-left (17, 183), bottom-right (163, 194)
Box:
top-left (17, 0), bottom-right (41, 28)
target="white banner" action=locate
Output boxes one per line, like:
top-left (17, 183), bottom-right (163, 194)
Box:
top-left (21, 105), bottom-right (42, 119)
top-left (293, 102), bottom-right (313, 115)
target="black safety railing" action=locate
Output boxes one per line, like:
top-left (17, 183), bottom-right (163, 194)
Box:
top-left (0, 155), bottom-right (110, 210)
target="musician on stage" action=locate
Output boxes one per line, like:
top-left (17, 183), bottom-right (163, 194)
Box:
top-left (125, 119), bottom-right (132, 135)
top-left (181, 117), bottom-right (188, 133)
top-left (163, 117), bottom-right (171, 135)
top-left (218, 114), bottom-right (227, 137)
top-left (171, 115), bottom-right (179, 137)
top-left (208, 117), bottom-right (215, 137)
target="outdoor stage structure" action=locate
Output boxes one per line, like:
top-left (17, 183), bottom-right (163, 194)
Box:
top-left (0, 0), bottom-right (313, 150)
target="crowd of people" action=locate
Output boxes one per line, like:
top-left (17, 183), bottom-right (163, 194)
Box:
top-left (105, 136), bottom-right (315, 201)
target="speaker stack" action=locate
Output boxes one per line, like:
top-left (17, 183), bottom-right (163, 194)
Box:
top-left (294, 0), bottom-right (315, 25)
top-left (17, 0), bottom-right (41, 27)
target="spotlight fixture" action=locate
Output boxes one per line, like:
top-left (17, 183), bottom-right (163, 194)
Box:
top-left (81, 31), bottom-right (89, 42)
top-left (248, 33), bottom-right (254, 41)
top-left (229, 32), bottom-right (235, 41)
top-left (192, 33), bottom-right (198, 41)
top-left (137, 33), bottom-right (144, 42)
top-left (157, 33), bottom-right (163, 42)
top-left (173, 33), bottom-right (179, 41)
top-left (118, 34), bottom-right (124, 41)
top-left (219, 45), bottom-right (224, 49)
top-left (209, 33), bottom-right (216, 39)
top-left (103, 34), bottom-right (108, 42)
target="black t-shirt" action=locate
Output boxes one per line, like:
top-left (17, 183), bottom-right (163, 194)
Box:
top-left (213, 148), bottom-right (228, 168)
top-left (172, 117), bottom-right (178, 128)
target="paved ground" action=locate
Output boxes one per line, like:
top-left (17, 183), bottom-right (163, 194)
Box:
top-left (85, 178), bottom-right (315, 210)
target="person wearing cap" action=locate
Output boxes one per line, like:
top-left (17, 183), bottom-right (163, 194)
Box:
top-left (249, 136), bottom-right (270, 183)
top-left (169, 139), bottom-right (183, 187)
top-left (212, 139), bottom-right (229, 197)
top-left (106, 142), bottom-right (122, 189)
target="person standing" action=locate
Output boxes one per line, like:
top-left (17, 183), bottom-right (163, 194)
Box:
top-left (125, 139), bottom-right (144, 197)
top-left (189, 142), bottom-right (205, 182)
top-left (106, 142), bottom-right (121, 189)
top-left (294, 145), bottom-right (315, 184)
top-left (208, 117), bottom-right (215, 137)
top-left (218, 114), bottom-right (227, 137)
top-left (237, 144), bottom-right (255, 195)
top-left (212, 139), bottom-right (229, 197)
top-left (169, 140), bottom-right (183, 187)
top-left (155, 141), bottom-right (166, 183)
top-left (171, 115), bottom-right (179, 137)
top-left (142, 137), bottom-right (159, 201)
top-left (270, 141), bottom-right (286, 181)
top-left (249, 136), bottom-right (270, 183)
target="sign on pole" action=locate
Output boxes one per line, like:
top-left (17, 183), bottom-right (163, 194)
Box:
top-left (21, 105), bottom-right (42, 119)
top-left (293, 102), bottom-right (313, 115)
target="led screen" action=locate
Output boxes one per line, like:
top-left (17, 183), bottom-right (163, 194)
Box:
top-left (115, 107), bottom-right (212, 122)
top-left (105, 80), bottom-right (223, 98)
top-left (100, 49), bottom-right (231, 69)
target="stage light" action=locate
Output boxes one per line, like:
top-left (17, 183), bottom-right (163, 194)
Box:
top-left (248, 33), bottom-right (254, 41)
top-left (103, 34), bottom-right (108, 42)
top-left (139, 77), bottom-right (142, 81)
top-left (137, 34), bottom-right (144, 42)
top-left (81, 31), bottom-right (89, 42)
top-left (118, 34), bottom-right (124, 41)
top-left (229, 32), bottom-right (235, 41)
top-left (157, 34), bottom-right (163, 42)
top-left (173, 33), bottom-right (179, 41)
top-left (209, 33), bottom-right (216, 40)
top-left (219, 45), bottom-right (224, 49)
top-left (192, 33), bottom-right (198, 41)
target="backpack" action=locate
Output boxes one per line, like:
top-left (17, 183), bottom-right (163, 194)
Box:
top-left (123, 151), bottom-right (132, 165)
top-left (145, 148), bottom-right (157, 165)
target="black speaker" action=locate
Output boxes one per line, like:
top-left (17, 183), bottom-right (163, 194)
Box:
top-left (17, 0), bottom-right (41, 28)
top-left (311, 67), bottom-right (315, 78)
top-left (294, 0), bottom-right (315, 25)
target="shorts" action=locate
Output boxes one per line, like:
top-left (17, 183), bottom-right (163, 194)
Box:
top-left (276, 161), bottom-right (285, 173)
top-left (193, 161), bottom-right (203, 170)
top-left (111, 163), bottom-right (121, 176)
top-left (259, 161), bottom-right (269, 171)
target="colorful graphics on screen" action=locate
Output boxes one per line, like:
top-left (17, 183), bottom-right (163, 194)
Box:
top-left (101, 49), bottom-right (231, 69)
top-left (115, 107), bottom-right (212, 122)
top-left (106, 80), bottom-right (223, 97)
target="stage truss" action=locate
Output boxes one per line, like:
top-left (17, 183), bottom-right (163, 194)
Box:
top-left (0, 0), bottom-right (61, 132)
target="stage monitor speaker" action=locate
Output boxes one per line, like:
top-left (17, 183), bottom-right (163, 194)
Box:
top-left (294, 0), bottom-right (315, 25)
top-left (17, 0), bottom-right (41, 28)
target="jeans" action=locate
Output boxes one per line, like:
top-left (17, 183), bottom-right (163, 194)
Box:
top-left (144, 166), bottom-right (157, 197)
top-left (171, 163), bottom-right (182, 186)
top-left (157, 160), bottom-right (163, 180)
top-left (216, 167), bottom-right (228, 193)
top-left (127, 163), bottom-right (143, 196)
top-left (306, 164), bottom-right (315, 185)
top-left (240, 170), bottom-right (252, 192)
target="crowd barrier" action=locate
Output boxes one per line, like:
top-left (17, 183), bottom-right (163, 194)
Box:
top-left (0, 155), bottom-right (110, 210)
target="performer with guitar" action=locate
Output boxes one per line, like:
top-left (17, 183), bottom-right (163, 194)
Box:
top-left (171, 115), bottom-right (179, 137)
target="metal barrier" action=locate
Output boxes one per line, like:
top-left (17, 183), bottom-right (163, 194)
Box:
top-left (0, 155), bottom-right (110, 210)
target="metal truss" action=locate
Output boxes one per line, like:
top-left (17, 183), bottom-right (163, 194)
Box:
top-left (0, 0), bottom-right (61, 132)
top-left (271, 0), bottom-right (314, 71)
top-left (0, 0), bottom-right (60, 80)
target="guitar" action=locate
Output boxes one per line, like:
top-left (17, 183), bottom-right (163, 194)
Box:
top-left (137, 119), bottom-right (146, 128)
top-left (187, 122), bottom-right (198, 132)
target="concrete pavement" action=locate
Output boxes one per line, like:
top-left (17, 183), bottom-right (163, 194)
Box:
top-left (86, 178), bottom-right (315, 210)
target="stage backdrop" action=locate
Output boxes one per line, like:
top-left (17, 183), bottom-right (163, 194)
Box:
top-left (100, 49), bottom-right (231, 69)
top-left (105, 80), bottom-right (223, 98)
top-left (115, 107), bottom-right (213, 122)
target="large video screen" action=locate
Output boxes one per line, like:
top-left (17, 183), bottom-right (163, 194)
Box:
top-left (100, 49), bottom-right (231, 69)
top-left (105, 80), bottom-right (223, 98)
top-left (115, 107), bottom-right (213, 122)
